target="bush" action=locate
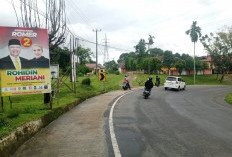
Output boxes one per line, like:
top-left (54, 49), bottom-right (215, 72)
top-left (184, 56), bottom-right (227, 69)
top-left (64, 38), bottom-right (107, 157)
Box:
top-left (23, 106), bottom-right (37, 114)
top-left (7, 109), bottom-right (19, 118)
top-left (77, 64), bottom-right (92, 75)
top-left (82, 78), bottom-right (91, 85)
top-left (115, 71), bottom-right (120, 75)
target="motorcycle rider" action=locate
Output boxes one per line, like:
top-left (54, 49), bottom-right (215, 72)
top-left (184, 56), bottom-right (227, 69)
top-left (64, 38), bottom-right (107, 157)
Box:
top-left (155, 75), bottom-right (160, 86)
top-left (123, 74), bottom-right (131, 90)
top-left (144, 76), bottom-right (154, 93)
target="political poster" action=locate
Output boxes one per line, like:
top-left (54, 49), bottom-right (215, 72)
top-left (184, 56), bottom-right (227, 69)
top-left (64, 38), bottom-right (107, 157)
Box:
top-left (0, 26), bottom-right (51, 96)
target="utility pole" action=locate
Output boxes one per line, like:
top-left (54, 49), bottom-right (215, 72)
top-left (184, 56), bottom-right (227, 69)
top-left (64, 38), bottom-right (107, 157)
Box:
top-left (103, 33), bottom-right (109, 64)
top-left (93, 29), bottom-right (101, 75)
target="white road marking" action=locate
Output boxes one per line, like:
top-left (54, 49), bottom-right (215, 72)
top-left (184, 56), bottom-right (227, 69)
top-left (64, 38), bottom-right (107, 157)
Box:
top-left (109, 92), bottom-right (128, 157)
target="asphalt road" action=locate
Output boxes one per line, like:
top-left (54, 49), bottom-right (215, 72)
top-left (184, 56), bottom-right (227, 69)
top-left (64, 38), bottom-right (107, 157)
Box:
top-left (107, 85), bottom-right (232, 157)
top-left (12, 85), bottom-right (232, 157)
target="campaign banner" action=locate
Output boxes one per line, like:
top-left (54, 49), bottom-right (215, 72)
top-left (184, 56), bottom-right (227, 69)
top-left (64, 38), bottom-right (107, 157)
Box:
top-left (0, 26), bottom-right (51, 96)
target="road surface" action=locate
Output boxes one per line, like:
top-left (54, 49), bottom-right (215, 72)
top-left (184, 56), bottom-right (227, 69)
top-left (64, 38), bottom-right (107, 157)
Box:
top-left (13, 86), bottom-right (232, 157)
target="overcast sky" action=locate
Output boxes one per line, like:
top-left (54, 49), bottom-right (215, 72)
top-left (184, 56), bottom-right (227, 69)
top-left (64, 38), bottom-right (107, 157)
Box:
top-left (1, 0), bottom-right (232, 64)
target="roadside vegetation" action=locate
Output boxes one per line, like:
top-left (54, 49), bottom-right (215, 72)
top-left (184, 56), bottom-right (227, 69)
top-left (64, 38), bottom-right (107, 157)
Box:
top-left (225, 93), bottom-right (232, 105)
top-left (0, 74), bottom-right (123, 138)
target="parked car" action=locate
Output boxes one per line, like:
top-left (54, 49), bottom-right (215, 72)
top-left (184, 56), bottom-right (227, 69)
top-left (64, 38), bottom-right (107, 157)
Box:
top-left (164, 76), bottom-right (186, 91)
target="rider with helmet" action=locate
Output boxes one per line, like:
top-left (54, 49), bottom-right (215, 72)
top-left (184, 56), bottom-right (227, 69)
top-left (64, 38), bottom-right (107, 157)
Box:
top-left (123, 74), bottom-right (131, 90)
top-left (144, 76), bottom-right (154, 93)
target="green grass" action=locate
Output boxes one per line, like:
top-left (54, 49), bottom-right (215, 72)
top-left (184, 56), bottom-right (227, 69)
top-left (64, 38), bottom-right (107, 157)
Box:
top-left (134, 74), bottom-right (232, 86)
top-left (225, 93), bottom-right (232, 105)
top-left (0, 74), bottom-right (124, 138)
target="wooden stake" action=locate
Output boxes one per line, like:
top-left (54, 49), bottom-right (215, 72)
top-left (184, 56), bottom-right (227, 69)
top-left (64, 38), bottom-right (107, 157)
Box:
top-left (9, 96), bottom-right (12, 109)
top-left (1, 97), bottom-right (3, 111)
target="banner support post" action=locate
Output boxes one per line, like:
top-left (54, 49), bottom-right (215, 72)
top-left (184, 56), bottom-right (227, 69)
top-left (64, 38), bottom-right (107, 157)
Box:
top-left (1, 97), bottom-right (3, 111)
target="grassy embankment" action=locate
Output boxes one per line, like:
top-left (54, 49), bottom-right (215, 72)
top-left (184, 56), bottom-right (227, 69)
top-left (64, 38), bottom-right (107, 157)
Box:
top-left (0, 74), bottom-right (124, 138)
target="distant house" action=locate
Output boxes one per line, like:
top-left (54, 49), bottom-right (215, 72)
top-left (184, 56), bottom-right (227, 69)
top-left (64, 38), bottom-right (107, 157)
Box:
top-left (199, 55), bottom-right (214, 74)
top-left (161, 55), bottom-right (214, 76)
top-left (119, 63), bottom-right (127, 74)
top-left (85, 63), bottom-right (105, 75)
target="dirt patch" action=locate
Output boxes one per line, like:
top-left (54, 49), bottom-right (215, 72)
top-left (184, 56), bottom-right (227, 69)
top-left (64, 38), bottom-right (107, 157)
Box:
top-left (224, 75), bottom-right (232, 84)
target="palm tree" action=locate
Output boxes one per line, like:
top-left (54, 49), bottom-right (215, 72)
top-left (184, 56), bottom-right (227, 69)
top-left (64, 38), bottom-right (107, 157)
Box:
top-left (147, 35), bottom-right (155, 74)
top-left (186, 21), bottom-right (201, 84)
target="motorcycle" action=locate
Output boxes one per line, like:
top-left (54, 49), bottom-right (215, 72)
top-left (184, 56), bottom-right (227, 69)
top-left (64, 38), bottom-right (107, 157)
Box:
top-left (143, 88), bottom-right (151, 99)
top-left (122, 82), bottom-right (129, 90)
top-left (155, 80), bottom-right (160, 87)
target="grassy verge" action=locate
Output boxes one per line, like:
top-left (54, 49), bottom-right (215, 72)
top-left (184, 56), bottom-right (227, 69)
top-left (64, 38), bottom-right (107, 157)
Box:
top-left (133, 74), bottom-right (232, 86)
top-left (0, 74), bottom-right (124, 138)
top-left (225, 93), bottom-right (232, 105)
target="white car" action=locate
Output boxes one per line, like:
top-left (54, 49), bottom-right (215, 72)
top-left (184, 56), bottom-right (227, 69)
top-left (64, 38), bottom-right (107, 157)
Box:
top-left (164, 76), bottom-right (186, 91)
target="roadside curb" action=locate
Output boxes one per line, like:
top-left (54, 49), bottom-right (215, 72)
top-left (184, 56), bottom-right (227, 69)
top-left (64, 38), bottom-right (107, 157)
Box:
top-left (0, 97), bottom-right (86, 157)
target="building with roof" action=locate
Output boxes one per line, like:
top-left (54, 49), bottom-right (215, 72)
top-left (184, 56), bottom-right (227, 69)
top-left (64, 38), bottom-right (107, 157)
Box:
top-left (85, 63), bottom-right (105, 75)
top-left (118, 63), bottom-right (127, 74)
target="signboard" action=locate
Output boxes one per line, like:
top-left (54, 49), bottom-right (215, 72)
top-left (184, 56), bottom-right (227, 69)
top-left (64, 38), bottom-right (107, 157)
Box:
top-left (0, 26), bottom-right (51, 96)
top-left (99, 72), bottom-right (106, 81)
top-left (50, 64), bottom-right (59, 79)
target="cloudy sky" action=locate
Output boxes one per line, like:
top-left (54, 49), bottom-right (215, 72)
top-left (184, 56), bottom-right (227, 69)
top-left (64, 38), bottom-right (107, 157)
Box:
top-left (1, 0), bottom-right (232, 64)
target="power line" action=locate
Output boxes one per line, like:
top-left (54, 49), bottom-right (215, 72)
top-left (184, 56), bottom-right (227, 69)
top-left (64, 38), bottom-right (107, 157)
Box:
top-left (8, 0), bottom-right (133, 54)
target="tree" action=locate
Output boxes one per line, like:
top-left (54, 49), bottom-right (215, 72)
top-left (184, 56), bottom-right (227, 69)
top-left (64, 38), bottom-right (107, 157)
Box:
top-left (185, 57), bottom-right (194, 75)
top-left (77, 64), bottom-right (91, 75)
top-left (195, 58), bottom-right (201, 75)
top-left (201, 62), bottom-right (209, 75)
top-left (174, 53), bottom-right (181, 59)
top-left (186, 21), bottom-right (202, 84)
top-left (134, 39), bottom-right (146, 65)
top-left (181, 53), bottom-right (191, 60)
top-left (125, 57), bottom-right (137, 71)
top-left (117, 53), bottom-right (129, 63)
top-left (148, 34), bottom-right (155, 45)
top-left (175, 60), bottom-right (186, 75)
top-left (163, 50), bottom-right (174, 72)
top-left (51, 46), bottom-right (71, 74)
top-left (104, 60), bottom-right (119, 73)
top-left (134, 39), bottom-right (146, 54)
top-left (76, 46), bottom-right (92, 65)
top-left (149, 48), bottom-right (164, 57)
top-left (201, 26), bottom-right (232, 82)
top-left (12, 0), bottom-right (68, 52)
top-left (142, 57), bottom-right (162, 74)
top-left (147, 35), bottom-right (155, 74)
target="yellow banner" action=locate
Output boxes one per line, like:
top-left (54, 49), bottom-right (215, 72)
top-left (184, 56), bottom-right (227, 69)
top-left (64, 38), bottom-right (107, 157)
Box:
top-left (1, 68), bottom-right (51, 96)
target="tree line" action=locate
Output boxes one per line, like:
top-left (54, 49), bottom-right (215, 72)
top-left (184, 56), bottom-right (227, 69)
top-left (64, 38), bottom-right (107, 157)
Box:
top-left (12, 2), bottom-right (232, 82)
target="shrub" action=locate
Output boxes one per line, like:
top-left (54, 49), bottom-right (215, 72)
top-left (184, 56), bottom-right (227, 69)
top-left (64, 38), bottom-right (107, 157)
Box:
top-left (82, 78), bottom-right (91, 85)
top-left (7, 109), bottom-right (19, 118)
top-left (23, 106), bottom-right (37, 114)
top-left (115, 71), bottom-right (120, 75)
top-left (77, 64), bottom-right (92, 75)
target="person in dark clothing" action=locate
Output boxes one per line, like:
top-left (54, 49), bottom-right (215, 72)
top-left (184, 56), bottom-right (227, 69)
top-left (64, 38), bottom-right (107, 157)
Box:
top-left (30, 44), bottom-right (49, 68)
top-left (144, 76), bottom-right (154, 93)
top-left (155, 75), bottom-right (160, 86)
top-left (0, 39), bottom-right (30, 70)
